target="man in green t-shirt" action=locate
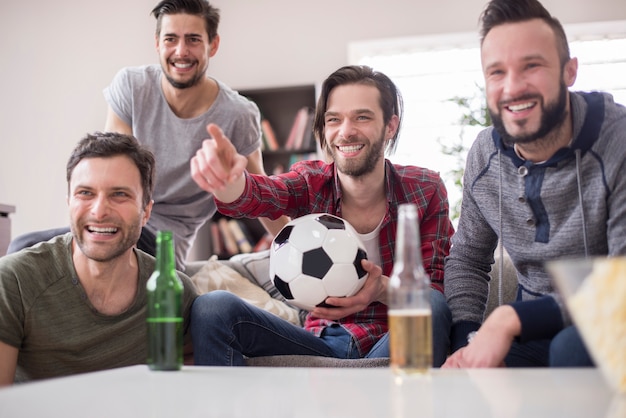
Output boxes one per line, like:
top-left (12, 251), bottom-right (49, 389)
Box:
top-left (0, 132), bottom-right (198, 385)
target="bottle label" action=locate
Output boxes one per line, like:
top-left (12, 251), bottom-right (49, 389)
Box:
top-left (146, 317), bottom-right (183, 323)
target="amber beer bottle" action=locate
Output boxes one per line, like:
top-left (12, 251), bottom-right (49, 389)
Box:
top-left (147, 230), bottom-right (183, 370)
top-left (388, 203), bottom-right (433, 375)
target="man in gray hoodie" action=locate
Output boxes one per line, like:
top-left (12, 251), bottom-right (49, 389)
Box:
top-left (443, 0), bottom-right (626, 368)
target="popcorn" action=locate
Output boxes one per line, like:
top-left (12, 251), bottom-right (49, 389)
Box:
top-left (568, 258), bottom-right (626, 393)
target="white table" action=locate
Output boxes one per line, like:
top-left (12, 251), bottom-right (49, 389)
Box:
top-left (0, 365), bottom-right (622, 417)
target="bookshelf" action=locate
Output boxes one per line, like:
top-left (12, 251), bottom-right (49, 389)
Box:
top-left (240, 85), bottom-right (319, 174)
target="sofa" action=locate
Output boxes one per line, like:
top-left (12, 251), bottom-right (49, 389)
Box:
top-left (184, 249), bottom-right (517, 367)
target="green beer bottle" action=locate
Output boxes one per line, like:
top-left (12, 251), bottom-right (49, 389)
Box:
top-left (147, 230), bottom-right (183, 371)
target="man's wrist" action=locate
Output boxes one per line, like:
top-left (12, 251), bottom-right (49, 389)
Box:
top-left (486, 305), bottom-right (521, 340)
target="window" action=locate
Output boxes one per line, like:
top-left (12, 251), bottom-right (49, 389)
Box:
top-left (349, 21), bottom-right (626, 221)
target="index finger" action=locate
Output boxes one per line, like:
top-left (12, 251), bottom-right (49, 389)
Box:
top-left (206, 123), bottom-right (231, 147)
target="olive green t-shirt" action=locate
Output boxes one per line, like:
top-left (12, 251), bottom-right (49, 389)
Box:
top-left (0, 233), bottom-right (198, 382)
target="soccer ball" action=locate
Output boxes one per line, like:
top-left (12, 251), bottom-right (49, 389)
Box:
top-left (269, 213), bottom-right (369, 311)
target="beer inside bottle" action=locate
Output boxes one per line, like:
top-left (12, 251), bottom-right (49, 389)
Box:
top-left (388, 204), bottom-right (433, 375)
top-left (147, 230), bottom-right (183, 371)
top-left (388, 308), bottom-right (432, 375)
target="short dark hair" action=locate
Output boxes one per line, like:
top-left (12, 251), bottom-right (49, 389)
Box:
top-left (151, 0), bottom-right (220, 42)
top-left (66, 132), bottom-right (156, 209)
top-left (313, 65), bottom-right (403, 155)
top-left (479, 0), bottom-right (570, 66)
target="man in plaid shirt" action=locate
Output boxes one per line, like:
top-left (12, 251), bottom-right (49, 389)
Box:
top-left (190, 65), bottom-right (454, 366)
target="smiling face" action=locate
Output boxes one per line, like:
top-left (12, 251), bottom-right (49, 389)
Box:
top-left (68, 156), bottom-right (151, 263)
top-left (324, 83), bottom-right (398, 177)
top-left (481, 19), bottom-right (577, 145)
top-left (156, 13), bottom-right (218, 90)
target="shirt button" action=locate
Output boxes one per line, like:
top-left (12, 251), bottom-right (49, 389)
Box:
top-left (72, 278), bottom-right (78, 285)
top-left (518, 166), bottom-right (529, 176)
top-left (526, 218), bottom-right (535, 226)
top-left (518, 196), bottom-right (526, 203)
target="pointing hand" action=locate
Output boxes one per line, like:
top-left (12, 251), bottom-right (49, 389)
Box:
top-left (191, 124), bottom-right (248, 197)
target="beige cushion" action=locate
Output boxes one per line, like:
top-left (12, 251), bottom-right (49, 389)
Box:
top-left (190, 255), bottom-right (302, 326)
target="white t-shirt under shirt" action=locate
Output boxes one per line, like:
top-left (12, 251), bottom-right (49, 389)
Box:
top-left (103, 64), bottom-right (262, 268)
top-left (356, 217), bottom-right (383, 269)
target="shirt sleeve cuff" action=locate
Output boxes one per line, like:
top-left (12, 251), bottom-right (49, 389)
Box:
top-left (451, 321), bottom-right (481, 353)
top-left (509, 296), bottom-right (563, 343)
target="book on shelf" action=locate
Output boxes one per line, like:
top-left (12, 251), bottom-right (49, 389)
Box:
top-left (261, 119), bottom-right (279, 151)
top-left (209, 221), bottom-right (223, 256)
top-left (252, 232), bottom-right (274, 252)
top-left (217, 217), bottom-right (238, 256)
top-left (299, 110), bottom-right (316, 150)
top-left (228, 219), bottom-right (253, 253)
top-left (285, 107), bottom-right (313, 151)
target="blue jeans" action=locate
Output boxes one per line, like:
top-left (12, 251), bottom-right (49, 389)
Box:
top-left (504, 325), bottom-right (594, 367)
top-left (191, 289), bottom-right (451, 366)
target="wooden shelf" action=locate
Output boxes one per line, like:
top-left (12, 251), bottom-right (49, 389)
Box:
top-left (240, 85), bottom-right (318, 174)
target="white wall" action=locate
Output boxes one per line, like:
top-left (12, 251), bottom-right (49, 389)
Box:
top-left (1, 0), bottom-right (625, 241)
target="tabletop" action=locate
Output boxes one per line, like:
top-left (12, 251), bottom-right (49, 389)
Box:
top-left (0, 365), bottom-right (623, 418)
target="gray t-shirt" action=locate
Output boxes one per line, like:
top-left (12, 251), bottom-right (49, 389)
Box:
top-left (0, 233), bottom-right (198, 383)
top-left (103, 65), bottom-right (262, 267)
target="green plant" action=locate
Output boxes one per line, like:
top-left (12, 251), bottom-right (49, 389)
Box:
top-left (438, 85), bottom-right (491, 221)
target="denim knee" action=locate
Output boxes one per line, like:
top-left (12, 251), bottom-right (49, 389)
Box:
top-left (431, 290), bottom-right (451, 367)
top-left (549, 326), bottom-right (594, 367)
top-left (191, 290), bottom-right (244, 323)
top-left (431, 290), bottom-right (451, 327)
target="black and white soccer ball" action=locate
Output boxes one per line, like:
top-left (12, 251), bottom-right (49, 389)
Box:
top-left (269, 213), bottom-right (369, 311)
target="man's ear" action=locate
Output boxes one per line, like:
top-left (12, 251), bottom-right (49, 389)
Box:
top-left (209, 34), bottom-right (220, 58)
top-left (386, 114), bottom-right (400, 140)
top-left (142, 200), bottom-right (154, 227)
top-left (564, 57), bottom-right (578, 87)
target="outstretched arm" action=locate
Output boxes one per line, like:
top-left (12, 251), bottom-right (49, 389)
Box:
top-left (243, 148), bottom-right (290, 236)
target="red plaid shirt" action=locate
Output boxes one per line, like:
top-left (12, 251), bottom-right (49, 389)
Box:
top-left (216, 159), bottom-right (453, 356)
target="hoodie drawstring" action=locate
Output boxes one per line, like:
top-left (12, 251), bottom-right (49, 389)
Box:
top-left (498, 150), bottom-right (504, 307)
top-left (575, 149), bottom-right (589, 257)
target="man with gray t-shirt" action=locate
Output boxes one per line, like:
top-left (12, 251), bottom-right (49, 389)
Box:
top-left (104, 0), bottom-right (287, 268)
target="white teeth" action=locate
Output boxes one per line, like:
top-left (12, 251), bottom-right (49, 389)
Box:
top-left (338, 145), bottom-right (363, 152)
top-left (508, 102), bottom-right (534, 112)
top-left (88, 226), bottom-right (117, 234)
top-left (173, 62), bottom-right (192, 69)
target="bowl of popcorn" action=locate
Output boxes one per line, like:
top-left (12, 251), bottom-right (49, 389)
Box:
top-left (547, 257), bottom-right (626, 394)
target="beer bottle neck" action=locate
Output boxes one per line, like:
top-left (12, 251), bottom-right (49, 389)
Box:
top-left (155, 231), bottom-right (176, 274)
top-left (393, 204), bottom-right (424, 278)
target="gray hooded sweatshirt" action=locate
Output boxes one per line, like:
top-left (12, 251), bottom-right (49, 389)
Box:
top-left (445, 91), bottom-right (626, 351)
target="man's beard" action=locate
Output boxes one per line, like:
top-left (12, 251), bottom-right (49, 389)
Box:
top-left (71, 220), bottom-right (142, 263)
top-left (164, 71), bottom-right (204, 90)
top-left (331, 131), bottom-right (385, 177)
top-left (162, 58), bottom-right (205, 90)
top-left (490, 79), bottom-right (568, 147)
